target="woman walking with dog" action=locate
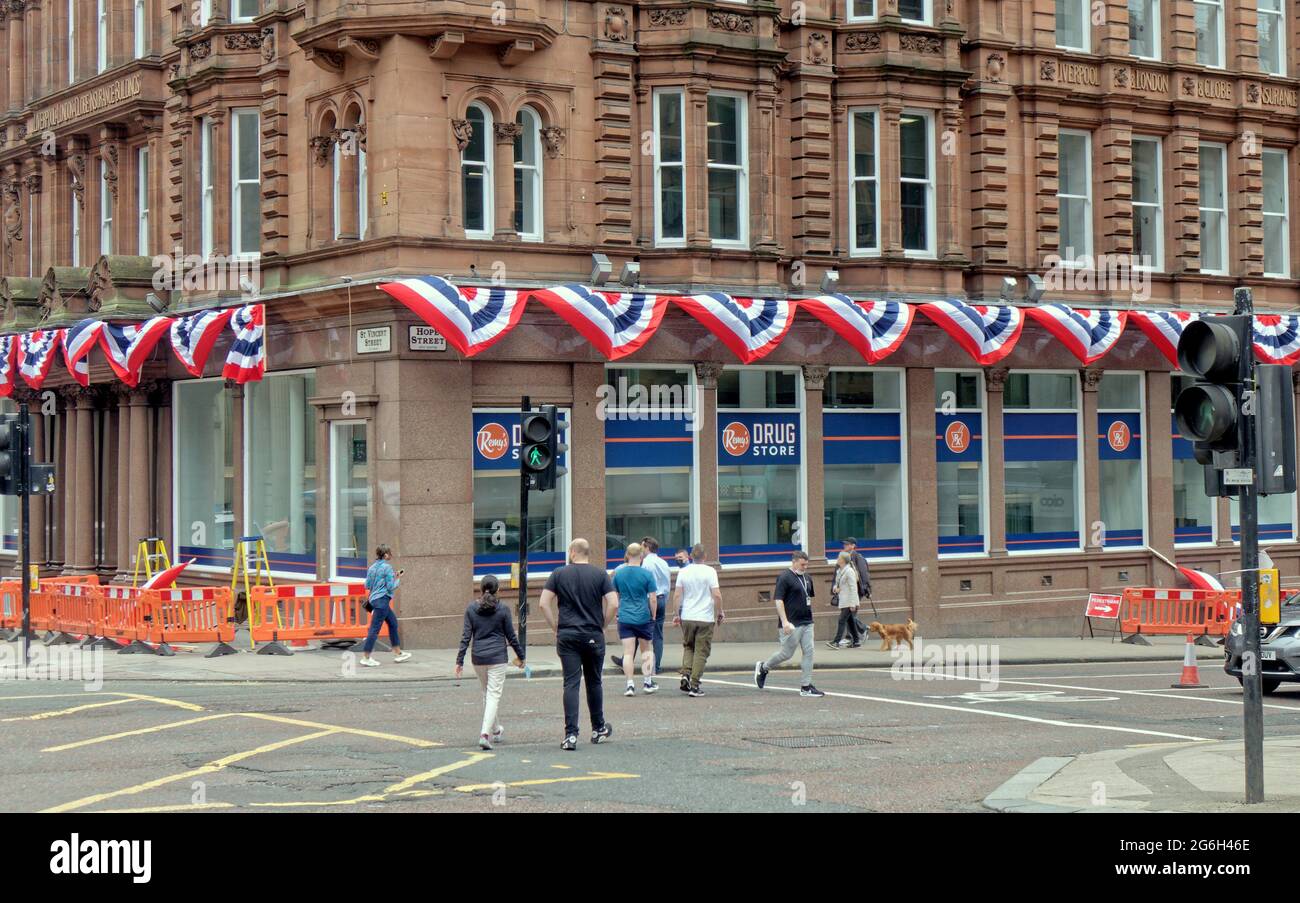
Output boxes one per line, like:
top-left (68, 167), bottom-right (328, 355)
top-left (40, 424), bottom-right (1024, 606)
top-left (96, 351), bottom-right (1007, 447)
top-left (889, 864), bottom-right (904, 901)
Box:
top-left (827, 551), bottom-right (863, 649)
top-left (455, 575), bottom-right (525, 750)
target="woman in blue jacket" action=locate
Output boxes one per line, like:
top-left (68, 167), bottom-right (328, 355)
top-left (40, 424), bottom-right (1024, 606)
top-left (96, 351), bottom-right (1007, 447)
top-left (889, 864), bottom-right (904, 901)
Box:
top-left (361, 544), bottom-right (413, 667)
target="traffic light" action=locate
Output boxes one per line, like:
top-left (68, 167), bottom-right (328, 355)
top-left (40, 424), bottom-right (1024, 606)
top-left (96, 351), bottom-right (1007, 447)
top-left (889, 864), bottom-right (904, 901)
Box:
top-left (519, 405), bottom-right (567, 491)
top-left (0, 414), bottom-right (20, 496)
top-left (1254, 363), bottom-right (1296, 495)
top-left (1175, 316), bottom-right (1250, 497)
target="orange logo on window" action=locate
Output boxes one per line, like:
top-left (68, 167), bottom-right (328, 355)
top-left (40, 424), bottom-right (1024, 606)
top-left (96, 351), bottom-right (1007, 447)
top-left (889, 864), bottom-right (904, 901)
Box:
top-left (722, 421), bottom-right (751, 456)
top-left (476, 422), bottom-right (511, 459)
top-left (944, 421), bottom-right (971, 454)
top-left (1107, 420), bottom-right (1131, 452)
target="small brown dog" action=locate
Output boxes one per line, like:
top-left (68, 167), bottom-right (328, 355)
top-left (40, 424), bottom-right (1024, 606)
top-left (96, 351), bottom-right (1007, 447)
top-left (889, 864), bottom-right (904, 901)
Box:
top-left (868, 619), bottom-right (916, 651)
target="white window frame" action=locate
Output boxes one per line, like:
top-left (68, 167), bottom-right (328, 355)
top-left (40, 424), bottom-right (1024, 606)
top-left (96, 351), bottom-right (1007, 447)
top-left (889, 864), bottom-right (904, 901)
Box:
top-left (1171, 372), bottom-right (1218, 547)
top-left (172, 376), bottom-right (235, 575)
top-left (898, 0), bottom-right (931, 25)
top-left (97, 0), bottom-right (108, 73)
top-left (847, 0), bottom-right (876, 23)
top-left (900, 108), bottom-right (936, 259)
top-left (822, 367), bottom-right (910, 563)
top-left (199, 0), bottom-right (212, 27)
top-left (1003, 370), bottom-right (1085, 556)
top-left (1131, 136), bottom-right (1163, 272)
top-left (716, 365), bottom-right (807, 570)
top-left (331, 140), bottom-right (342, 241)
top-left (328, 420), bottom-right (370, 582)
top-left (1197, 142), bottom-right (1228, 276)
top-left (28, 192), bottom-right (35, 274)
top-left (137, 145), bottom-right (149, 256)
top-left (1263, 148), bottom-right (1290, 278)
top-left (1057, 129), bottom-right (1093, 266)
top-left (200, 117), bottom-right (215, 259)
top-left (134, 0), bottom-right (146, 58)
top-left (230, 108), bottom-right (260, 259)
top-left (1055, 0), bottom-right (1089, 52)
top-left (71, 193), bottom-right (80, 267)
top-left (461, 102), bottom-right (493, 240)
top-left (849, 108), bottom-right (880, 256)
top-left (358, 132), bottom-right (368, 239)
top-left (935, 369), bottom-right (990, 558)
top-left (1258, 0), bottom-right (1286, 76)
top-left (99, 158), bottom-right (112, 254)
top-left (1193, 0), bottom-right (1225, 69)
top-left (1129, 0), bottom-right (1161, 61)
top-left (68, 0), bottom-right (76, 84)
top-left (514, 107), bottom-right (544, 242)
top-left (232, 0), bottom-right (258, 23)
top-left (652, 88), bottom-right (686, 248)
top-left (706, 91), bottom-right (749, 249)
top-left (1097, 371), bottom-right (1149, 553)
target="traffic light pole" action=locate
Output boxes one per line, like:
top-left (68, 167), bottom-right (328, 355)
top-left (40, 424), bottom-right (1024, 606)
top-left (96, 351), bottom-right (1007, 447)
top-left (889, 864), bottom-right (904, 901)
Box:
top-left (1235, 292), bottom-right (1265, 804)
top-left (517, 396), bottom-right (530, 659)
top-left (19, 403), bottom-right (31, 668)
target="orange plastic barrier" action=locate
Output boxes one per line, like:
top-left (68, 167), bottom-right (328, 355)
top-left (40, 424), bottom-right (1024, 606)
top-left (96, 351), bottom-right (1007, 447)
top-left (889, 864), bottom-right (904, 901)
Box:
top-left (0, 579), bottom-right (18, 632)
top-left (51, 582), bottom-right (104, 641)
top-left (248, 583), bottom-right (371, 654)
top-left (1119, 586), bottom-right (1240, 640)
top-left (138, 587), bottom-right (236, 649)
top-left (100, 585), bottom-right (144, 648)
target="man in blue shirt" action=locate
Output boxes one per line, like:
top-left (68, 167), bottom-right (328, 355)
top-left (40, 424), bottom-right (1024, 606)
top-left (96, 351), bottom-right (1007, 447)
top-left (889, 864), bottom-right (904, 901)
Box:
top-left (612, 536), bottom-right (673, 674)
top-left (613, 543), bottom-right (660, 695)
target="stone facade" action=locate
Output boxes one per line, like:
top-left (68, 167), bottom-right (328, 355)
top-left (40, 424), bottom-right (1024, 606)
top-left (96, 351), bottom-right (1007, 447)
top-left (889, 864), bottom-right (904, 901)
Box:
top-left (0, 3), bottom-right (1298, 646)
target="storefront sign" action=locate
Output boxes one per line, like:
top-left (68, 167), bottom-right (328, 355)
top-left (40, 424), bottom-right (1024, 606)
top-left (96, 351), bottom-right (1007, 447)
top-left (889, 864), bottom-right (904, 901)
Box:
top-left (936, 413), bottom-right (983, 462)
top-left (717, 413), bottom-right (800, 464)
top-left (356, 326), bottom-right (391, 354)
top-left (1085, 593), bottom-right (1122, 619)
top-left (474, 411), bottom-right (568, 471)
top-left (1106, 420), bottom-right (1130, 452)
top-left (1060, 62), bottom-right (1099, 87)
top-left (29, 73), bottom-right (144, 133)
top-left (409, 324), bottom-right (447, 351)
top-left (1098, 413), bottom-right (1141, 461)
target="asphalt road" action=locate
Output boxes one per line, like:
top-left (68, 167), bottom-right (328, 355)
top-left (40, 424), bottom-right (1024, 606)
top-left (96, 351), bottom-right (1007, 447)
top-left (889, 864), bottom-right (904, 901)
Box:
top-left (3, 659), bottom-right (1299, 813)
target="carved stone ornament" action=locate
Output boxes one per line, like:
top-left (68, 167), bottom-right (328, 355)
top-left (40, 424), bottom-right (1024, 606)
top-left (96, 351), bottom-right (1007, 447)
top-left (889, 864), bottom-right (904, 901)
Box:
top-left (8, 0), bottom-right (23, 14)
top-left (984, 367), bottom-right (1009, 393)
top-left (647, 8), bottom-right (686, 27)
top-left (189, 40), bottom-right (212, 62)
top-left (68, 153), bottom-right (86, 209)
top-left (802, 364), bottom-right (829, 392)
top-left (604, 6), bottom-right (629, 42)
top-left (22, 173), bottom-right (40, 194)
top-left (808, 32), bottom-right (830, 65)
top-left (15, 123), bottom-right (26, 141)
top-left (1182, 76), bottom-right (1196, 96)
top-left (986, 52), bottom-right (1005, 82)
top-left (494, 122), bottom-right (524, 144)
top-left (1247, 82), bottom-right (1261, 103)
top-left (844, 32), bottom-right (881, 53)
top-left (899, 33), bottom-right (942, 54)
top-left (224, 31), bottom-right (265, 52)
top-left (1040, 58), bottom-right (1057, 81)
top-left (541, 126), bottom-right (565, 159)
top-left (694, 361), bottom-right (724, 388)
top-left (708, 11), bottom-right (754, 33)
top-left (102, 144), bottom-right (119, 199)
top-left (1113, 66), bottom-right (1129, 88)
top-left (1082, 369), bottom-right (1103, 392)
top-left (309, 134), bottom-right (335, 167)
top-left (3, 179), bottom-right (21, 253)
top-left (168, 63), bottom-right (181, 81)
top-left (451, 118), bottom-right (473, 152)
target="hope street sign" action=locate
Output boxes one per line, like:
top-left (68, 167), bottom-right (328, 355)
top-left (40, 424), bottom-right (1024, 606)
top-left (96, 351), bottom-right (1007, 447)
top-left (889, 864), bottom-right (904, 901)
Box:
top-left (409, 325), bottom-right (447, 351)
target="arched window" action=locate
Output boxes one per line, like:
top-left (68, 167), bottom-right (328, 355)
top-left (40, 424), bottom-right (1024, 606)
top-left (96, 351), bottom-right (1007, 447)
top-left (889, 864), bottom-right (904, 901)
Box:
top-left (339, 104), bottom-right (367, 240)
top-left (514, 107), bottom-right (543, 241)
top-left (462, 103), bottom-right (492, 239)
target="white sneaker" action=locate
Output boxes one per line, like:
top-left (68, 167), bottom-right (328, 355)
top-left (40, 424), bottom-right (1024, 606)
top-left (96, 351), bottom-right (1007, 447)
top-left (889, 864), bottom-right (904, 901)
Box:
top-left (393, 652), bottom-right (412, 663)
top-left (625, 682), bottom-right (636, 696)
top-left (491, 726), bottom-right (505, 744)
top-left (360, 657), bottom-right (380, 668)
top-left (478, 733), bottom-right (493, 750)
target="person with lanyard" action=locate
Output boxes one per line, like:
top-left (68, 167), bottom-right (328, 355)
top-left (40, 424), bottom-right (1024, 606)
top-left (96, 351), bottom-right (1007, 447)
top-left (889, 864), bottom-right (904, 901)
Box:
top-left (754, 550), bottom-right (824, 697)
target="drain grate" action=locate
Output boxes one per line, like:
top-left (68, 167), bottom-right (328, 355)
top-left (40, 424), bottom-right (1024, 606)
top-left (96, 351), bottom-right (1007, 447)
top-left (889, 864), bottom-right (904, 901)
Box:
top-left (745, 734), bottom-right (889, 749)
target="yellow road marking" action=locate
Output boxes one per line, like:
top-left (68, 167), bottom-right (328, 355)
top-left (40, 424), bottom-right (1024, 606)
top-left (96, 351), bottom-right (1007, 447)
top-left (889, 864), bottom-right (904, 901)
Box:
top-left (87, 802), bottom-right (238, 813)
top-left (42, 714), bottom-right (236, 752)
top-left (454, 771), bottom-right (639, 793)
top-left (551, 764), bottom-right (572, 770)
top-left (248, 753), bottom-right (490, 808)
top-left (114, 693), bottom-right (205, 712)
top-left (3, 698), bottom-right (139, 722)
top-left (41, 729), bottom-right (339, 813)
top-left (238, 712), bottom-right (440, 748)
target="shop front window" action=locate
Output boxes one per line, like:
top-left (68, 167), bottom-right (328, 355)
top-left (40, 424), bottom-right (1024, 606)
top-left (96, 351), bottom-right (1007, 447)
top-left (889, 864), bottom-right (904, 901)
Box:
top-left (246, 371), bottom-right (318, 576)
top-left (1097, 373), bottom-right (1144, 548)
top-left (823, 370), bottom-right (905, 560)
top-left (175, 379), bottom-right (236, 570)
top-left (718, 369), bottom-right (802, 566)
top-left (1004, 372), bottom-right (1081, 552)
top-left (473, 409), bottom-right (569, 577)
top-left (330, 421), bottom-right (370, 581)
top-left (936, 370), bottom-right (986, 555)
top-left (1171, 375), bottom-right (1215, 545)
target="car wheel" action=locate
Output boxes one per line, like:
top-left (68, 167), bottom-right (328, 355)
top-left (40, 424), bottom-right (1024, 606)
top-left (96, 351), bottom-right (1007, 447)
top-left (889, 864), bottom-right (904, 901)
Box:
top-left (1263, 678), bottom-right (1281, 695)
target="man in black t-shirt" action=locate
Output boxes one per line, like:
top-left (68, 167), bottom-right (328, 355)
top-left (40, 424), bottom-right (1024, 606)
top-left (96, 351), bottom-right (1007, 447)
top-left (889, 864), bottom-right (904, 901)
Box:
top-left (540, 538), bottom-right (620, 750)
top-left (753, 551), bottom-right (824, 697)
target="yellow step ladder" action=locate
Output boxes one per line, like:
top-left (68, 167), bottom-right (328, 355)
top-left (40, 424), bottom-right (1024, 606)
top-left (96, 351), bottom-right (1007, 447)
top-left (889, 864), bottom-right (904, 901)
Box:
top-left (232, 535), bottom-right (275, 649)
top-left (132, 537), bottom-right (172, 588)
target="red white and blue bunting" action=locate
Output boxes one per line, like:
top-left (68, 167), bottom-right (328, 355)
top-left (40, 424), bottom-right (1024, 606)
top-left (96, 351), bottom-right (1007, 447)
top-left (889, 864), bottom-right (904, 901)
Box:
top-left (670, 294), bottom-right (796, 363)
top-left (1252, 314), bottom-right (1300, 365)
top-left (530, 284), bottom-right (669, 361)
top-left (1024, 305), bottom-right (1128, 365)
top-left (1130, 310), bottom-right (1199, 367)
top-left (798, 295), bottom-right (914, 364)
top-left (918, 300), bottom-right (1024, 366)
top-left (0, 303), bottom-right (264, 390)
top-left (378, 276), bottom-right (527, 357)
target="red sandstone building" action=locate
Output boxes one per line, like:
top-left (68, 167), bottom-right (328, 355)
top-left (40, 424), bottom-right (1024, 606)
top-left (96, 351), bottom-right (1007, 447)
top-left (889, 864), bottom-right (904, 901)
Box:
top-left (1, 2), bottom-right (1299, 645)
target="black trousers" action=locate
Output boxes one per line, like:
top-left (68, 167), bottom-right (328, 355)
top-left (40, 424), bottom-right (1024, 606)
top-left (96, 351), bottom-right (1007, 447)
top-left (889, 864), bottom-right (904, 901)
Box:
top-left (833, 608), bottom-right (863, 645)
top-left (556, 628), bottom-right (606, 737)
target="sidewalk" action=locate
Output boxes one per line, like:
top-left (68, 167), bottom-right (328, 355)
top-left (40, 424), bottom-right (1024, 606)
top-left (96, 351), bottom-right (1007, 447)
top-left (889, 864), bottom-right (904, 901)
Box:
top-left (985, 736), bottom-right (1300, 812)
top-left (0, 632), bottom-right (1223, 683)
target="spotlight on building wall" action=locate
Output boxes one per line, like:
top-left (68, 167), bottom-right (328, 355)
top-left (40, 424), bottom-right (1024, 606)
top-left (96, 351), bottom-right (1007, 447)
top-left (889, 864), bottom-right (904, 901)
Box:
top-left (1000, 276), bottom-right (1017, 301)
top-left (145, 292), bottom-right (167, 314)
top-left (619, 261), bottom-right (641, 288)
top-left (1026, 274), bottom-right (1046, 304)
top-left (590, 253), bottom-right (613, 286)
top-left (820, 270), bottom-right (839, 294)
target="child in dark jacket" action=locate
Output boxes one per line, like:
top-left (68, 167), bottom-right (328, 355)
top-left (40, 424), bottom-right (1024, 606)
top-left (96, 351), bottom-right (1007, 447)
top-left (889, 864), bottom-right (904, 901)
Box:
top-left (455, 575), bottom-right (525, 750)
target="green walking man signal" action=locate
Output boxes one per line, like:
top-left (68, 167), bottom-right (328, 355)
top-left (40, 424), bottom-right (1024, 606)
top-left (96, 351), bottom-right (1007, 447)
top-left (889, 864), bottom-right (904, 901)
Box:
top-left (519, 404), bottom-right (567, 491)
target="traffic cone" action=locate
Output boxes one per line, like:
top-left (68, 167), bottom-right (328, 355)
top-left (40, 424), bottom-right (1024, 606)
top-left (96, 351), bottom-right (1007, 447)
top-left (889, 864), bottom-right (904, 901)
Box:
top-left (1171, 634), bottom-right (1207, 689)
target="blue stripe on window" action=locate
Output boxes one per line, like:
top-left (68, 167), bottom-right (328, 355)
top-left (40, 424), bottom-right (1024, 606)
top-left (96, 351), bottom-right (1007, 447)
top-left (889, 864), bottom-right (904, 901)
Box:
top-left (474, 551), bottom-right (567, 578)
top-left (1098, 528), bottom-right (1144, 548)
top-left (1006, 530), bottom-right (1079, 551)
top-left (823, 412), bottom-right (902, 465)
top-left (939, 534), bottom-right (985, 554)
top-left (822, 539), bottom-right (904, 561)
top-left (719, 543), bottom-right (802, 566)
top-left (180, 545), bottom-right (235, 570)
top-left (1230, 523), bottom-right (1294, 542)
top-left (1175, 524), bottom-right (1214, 545)
top-left (1004, 412), bottom-right (1078, 462)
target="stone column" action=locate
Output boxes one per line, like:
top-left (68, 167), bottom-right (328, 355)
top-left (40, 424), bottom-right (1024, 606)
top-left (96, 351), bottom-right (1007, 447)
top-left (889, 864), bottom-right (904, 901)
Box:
top-left (22, 170), bottom-right (40, 277)
top-left (693, 362), bottom-right (722, 566)
top-left (230, 383), bottom-right (245, 560)
top-left (939, 104), bottom-right (966, 263)
top-left (984, 367), bottom-right (1008, 559)
top-left (492, 121), bottom-right (519, 242)
top-left (99, 392), bottom-right (119, 577)
top-left (802, 364), bottom-right (828, 563)
top-left (54, 389), bottom-right (74, 571)
top-left (8, 2), bottom-right (24, 112)
top-left (1145, 371), bottom-right (1177, 585)
top-left (686, 84), bottom-right (710, 249)
top-left (114, 385), bottom-right (132, 580)
top-left (1082, 368), bottom-right (1103, 553)
top-left (68, 388), bottom-right (96, 574)
top-left (29, 400), bottom-right (47, 570)
top-left (907, 368), bottom-right (940, 626)
top-left (155, 386), bottom-right (173, 547)
top-left (879, 103), bottom-right (904, 257)
top-left (126, 384), bottom-right (152, 570)
top-left (570, 362), bottom-right (606, 558)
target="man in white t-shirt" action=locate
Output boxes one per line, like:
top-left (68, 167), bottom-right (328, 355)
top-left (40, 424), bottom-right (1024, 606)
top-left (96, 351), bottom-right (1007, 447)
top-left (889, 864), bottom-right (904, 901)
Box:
top-left (671, 543), bottom-right (723, 697)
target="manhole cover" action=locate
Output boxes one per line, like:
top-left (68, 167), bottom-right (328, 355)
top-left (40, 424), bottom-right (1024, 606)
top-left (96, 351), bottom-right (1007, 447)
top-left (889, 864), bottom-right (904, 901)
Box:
top-left (745, 734), bottom-right (889, 749)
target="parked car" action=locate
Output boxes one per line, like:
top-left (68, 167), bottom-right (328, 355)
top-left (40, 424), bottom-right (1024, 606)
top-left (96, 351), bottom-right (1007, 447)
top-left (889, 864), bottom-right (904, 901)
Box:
top-left (1223, 591), bottom-right (1300, 694)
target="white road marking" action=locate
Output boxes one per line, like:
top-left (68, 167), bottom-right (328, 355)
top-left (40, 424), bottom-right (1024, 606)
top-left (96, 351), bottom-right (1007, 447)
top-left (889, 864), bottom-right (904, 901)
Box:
top-left (701, 679), bottom-right (1208, 741)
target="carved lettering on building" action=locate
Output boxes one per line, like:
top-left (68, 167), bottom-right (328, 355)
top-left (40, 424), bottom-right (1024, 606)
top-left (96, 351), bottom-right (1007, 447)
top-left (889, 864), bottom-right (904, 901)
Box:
top-left (1262, 85), bottom-right (1299, 108)
top-left (1059, 62), bottom-right (1099, 86)
top-left (29, 73), bottom-right (144, 133)
top-left (1130, 69), bottom-right (1169, 95)
top-left (1196, 78), bottom-right (1233, 101)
